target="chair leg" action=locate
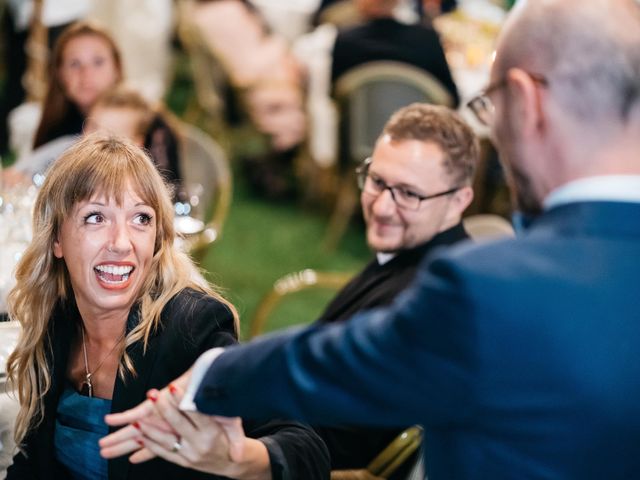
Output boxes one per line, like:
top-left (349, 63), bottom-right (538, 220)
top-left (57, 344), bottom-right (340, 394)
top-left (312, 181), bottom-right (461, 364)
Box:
top-left (322, 175), bottom-right (358, 251)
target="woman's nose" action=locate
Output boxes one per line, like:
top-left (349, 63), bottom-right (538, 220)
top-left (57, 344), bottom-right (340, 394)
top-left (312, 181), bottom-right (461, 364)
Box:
top-left (107, 223), bottom-right (132, 254)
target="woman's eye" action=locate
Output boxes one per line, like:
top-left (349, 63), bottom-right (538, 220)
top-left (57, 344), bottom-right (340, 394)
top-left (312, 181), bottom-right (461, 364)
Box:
top-left (133, 213), bottom-right (153, 226)
top-left (84, 212), bottom-right (104, 224)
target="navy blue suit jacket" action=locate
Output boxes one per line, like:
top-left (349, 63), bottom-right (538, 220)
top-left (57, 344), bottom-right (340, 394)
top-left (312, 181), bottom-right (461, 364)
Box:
top-left (194, 202), bottom-right (640, 479)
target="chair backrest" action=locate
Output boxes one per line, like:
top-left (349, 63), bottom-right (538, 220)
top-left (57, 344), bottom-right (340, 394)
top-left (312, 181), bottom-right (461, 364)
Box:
top-left (334, 60), bottom-right (455, 165)
top-left (317, 0), bottom-right (361, 28)
top-left (177, 122), bottom-right (232, 260)
top-left (176, 0), bottom-right (228, 132)
top-left (23, 0), bottom-right (48, 102)
top-left (366, 425), bottom-right (423, 479)
top-left (249, 269), bottom-right (353, 339)
top-left (463, 213), bottom-right (515, 242)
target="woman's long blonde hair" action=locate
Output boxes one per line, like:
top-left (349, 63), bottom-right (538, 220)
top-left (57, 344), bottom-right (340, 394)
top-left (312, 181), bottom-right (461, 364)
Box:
top-left (6, 134), bottom-right (238, 447)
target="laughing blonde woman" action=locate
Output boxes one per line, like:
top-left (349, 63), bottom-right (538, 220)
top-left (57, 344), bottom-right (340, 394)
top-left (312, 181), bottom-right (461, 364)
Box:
top-left (5, 134), bottom-right (329, 480)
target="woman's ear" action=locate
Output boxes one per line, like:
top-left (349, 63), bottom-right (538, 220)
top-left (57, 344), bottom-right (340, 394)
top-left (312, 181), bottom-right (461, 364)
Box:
top-left (53, 237), bottom-right (63, 259)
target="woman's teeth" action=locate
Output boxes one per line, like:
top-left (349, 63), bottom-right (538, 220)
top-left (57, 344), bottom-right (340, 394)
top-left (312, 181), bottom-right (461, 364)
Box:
top-left (94, 265), bottom-right (133, 283)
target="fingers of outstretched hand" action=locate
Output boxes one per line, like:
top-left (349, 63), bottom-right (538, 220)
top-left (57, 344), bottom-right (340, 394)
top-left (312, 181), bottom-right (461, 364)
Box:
top-left (134, 423), bottom-right (189, 467)
top-left (104, 399), bottom-right (155, 427)
top-left (99, 425), bottom-right (144, 459)
top-left (139, 411), bottom-right (176, 434)
top-left (128, 446), bottom-right (158, 464)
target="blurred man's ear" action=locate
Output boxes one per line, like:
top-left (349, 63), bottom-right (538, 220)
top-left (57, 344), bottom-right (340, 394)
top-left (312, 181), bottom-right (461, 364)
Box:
top-left (453, 186), bottom-right (474, 215)
top-left (507, 68), bottom-right (547, 139)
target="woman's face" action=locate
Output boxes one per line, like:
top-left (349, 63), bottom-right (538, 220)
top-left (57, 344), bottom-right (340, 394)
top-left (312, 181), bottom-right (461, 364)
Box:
top-left (59, 34), bottom-right (120, 113)
top-left (53, 185), bottom-right (156, 320)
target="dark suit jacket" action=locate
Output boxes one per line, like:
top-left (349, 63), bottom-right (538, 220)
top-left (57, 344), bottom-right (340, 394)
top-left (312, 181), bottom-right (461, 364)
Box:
top-left (193, 202), bottom-right (640, 479)
top-left (315, 224), bottom-right (468, 474)
top-left (7, 289), bottom-right (329, 480)
top-left (331, 18), bottom-right (459, 106)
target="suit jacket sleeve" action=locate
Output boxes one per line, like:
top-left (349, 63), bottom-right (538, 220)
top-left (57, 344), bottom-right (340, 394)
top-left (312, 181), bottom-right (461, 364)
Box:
top-left (245, 419), bottom-right (330, 480)
top-left (193, 255), bottom-right (478, 428)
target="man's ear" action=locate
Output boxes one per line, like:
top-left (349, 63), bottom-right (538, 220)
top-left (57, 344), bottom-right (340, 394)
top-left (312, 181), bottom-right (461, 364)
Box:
top-left (506, 68), bottom-right (547, 138)
top-left (453, 185), bottom-right (474, 214)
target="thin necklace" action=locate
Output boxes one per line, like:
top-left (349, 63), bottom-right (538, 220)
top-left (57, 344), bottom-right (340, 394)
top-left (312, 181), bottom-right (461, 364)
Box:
top-left (80, 325), bottom-right (126, 398)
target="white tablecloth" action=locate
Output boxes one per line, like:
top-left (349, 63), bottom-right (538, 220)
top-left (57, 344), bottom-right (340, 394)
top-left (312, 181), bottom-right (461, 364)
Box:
top-left (0, 322), bottom-right (20, 478)
top-left (0, 388), bottom-right (19, 479)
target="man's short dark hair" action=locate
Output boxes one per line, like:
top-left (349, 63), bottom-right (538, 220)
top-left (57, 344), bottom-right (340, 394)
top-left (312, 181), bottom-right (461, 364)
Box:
top-left (382, 103), bottom-right (479, 185)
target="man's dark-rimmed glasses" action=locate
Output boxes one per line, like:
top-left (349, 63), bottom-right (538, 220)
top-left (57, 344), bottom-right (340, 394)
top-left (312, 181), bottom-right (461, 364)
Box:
top-left (356, 158), bottom-right (461, 211)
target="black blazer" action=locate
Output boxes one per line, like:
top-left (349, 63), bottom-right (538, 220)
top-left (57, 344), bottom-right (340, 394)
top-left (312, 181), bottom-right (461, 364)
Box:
top-left (331, 18), bottom-right (460, 106)
top-left (318, 223), bottom-right (468, 325)
top-left (315, 224), bottom-right (469, 475)
top-left (7, 289), bottom-right (329, 480)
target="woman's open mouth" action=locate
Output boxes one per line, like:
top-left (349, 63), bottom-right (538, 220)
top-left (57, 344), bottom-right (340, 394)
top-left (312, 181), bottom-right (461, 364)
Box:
top-left (94, 264), bottom-right (135, 286)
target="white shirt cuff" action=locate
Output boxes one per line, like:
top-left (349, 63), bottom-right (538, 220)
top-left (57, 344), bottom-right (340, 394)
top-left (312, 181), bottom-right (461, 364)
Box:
top-left (179, 347), bottom-right (226, 411)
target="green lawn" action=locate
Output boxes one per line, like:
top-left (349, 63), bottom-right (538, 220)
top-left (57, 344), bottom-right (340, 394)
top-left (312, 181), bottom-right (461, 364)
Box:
top-left (199, 177), bottom-right (370, 340)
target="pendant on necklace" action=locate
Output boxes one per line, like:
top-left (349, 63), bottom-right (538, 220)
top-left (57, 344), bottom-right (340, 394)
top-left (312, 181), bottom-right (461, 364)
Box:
top-left (81, 373), bottom-right (93, 397)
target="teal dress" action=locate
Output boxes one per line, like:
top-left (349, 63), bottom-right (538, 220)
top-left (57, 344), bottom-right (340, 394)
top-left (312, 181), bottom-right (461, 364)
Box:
top-left (54, 385), bottom-right (111, 480)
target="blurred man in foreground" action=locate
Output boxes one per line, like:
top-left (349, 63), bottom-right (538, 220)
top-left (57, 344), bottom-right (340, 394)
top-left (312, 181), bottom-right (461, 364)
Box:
top-left (104, 1), bottom-right (640, 478)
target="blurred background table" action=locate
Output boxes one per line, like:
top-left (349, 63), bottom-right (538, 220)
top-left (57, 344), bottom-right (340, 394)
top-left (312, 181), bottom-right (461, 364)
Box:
top-left (0, 183), bottom-right (37, 316)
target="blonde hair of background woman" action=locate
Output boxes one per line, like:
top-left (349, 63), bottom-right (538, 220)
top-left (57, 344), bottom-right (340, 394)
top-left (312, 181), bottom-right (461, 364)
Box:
top-left (6, 133), bottom-right (238, 447)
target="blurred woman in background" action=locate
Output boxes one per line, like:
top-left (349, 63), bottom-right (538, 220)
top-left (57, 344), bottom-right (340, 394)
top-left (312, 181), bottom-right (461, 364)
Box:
top-left (33, 21), bottom-right (122, 149)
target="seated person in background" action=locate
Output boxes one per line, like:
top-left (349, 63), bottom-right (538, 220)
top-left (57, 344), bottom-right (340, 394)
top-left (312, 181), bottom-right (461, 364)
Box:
top-left (85, 86), bottom-right (182, 191)
top-left (2, 87), bottom-right (181, 191)
top-left (5, 134), bottom-right (330, 480)
top-left (190, 0), bottom-right (306, 199)
top-left (34, 21), bottom-right (123, 149)
top-left (191, 0), bottom-right (306, 153)
top-left (314, 0), bottom-right (458, 27)
top-left (315, 103), bottom-right (476, 477)
top-left (0, 0), bottom-right (92, 156)
top-left (294, 0), bottom-right (458, 167)
top-left (332, 0), bottom-right (458, 103)
top-left (100, 102), bottom-right (477, 480)
top-left (1, 21), bottom-right (122, 186)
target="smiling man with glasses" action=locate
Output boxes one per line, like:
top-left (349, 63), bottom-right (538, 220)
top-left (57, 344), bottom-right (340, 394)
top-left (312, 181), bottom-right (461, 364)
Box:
top-left (309, 103), bottom-right (477, 477)
top-left (352, 104), bottom-right (476, 255)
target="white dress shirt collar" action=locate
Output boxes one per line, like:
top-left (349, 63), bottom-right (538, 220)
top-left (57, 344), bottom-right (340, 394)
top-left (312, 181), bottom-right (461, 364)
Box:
top-left (544, 175), bottom-right (640, 210)
top-left (376, 252), bottom-right (396, 265)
